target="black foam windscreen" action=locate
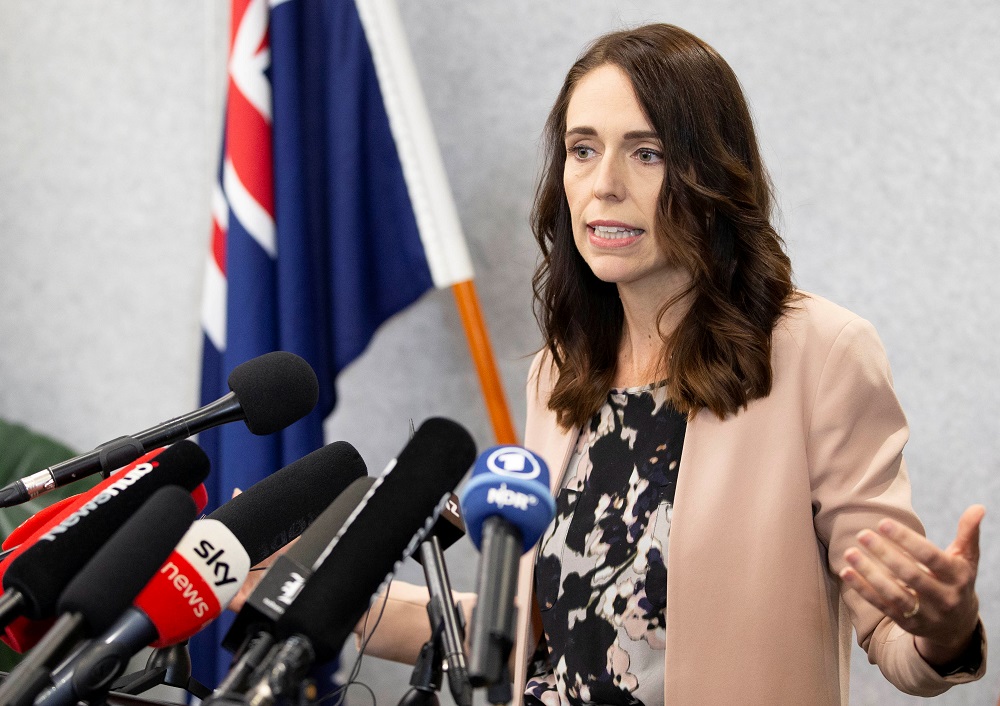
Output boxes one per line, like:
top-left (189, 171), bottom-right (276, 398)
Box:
top-left (220, 475), bottom-right (376, 652)
top-left (207, 441), bottom-right (368, 565)
top-left (286, 476), bottom-right (377, 566)
top-left (228, 352), bottom-right (319, 435)
top-left (57, 486), bottom-right (197, 636)
top-left (276, 417), bottom-right (476, 662)
top-left (2, 440), bottom-right (210, 619)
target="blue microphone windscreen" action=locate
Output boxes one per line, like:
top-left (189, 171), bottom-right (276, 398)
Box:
top-left (459, 446), bottom-right (556, 553)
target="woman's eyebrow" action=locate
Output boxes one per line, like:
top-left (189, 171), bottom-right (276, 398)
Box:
top-left (564, 126), bottom-right (660, 141)
top-left (623, 130), bottom-right (659, 141)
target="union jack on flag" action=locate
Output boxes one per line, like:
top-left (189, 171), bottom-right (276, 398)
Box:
top-left (196, 0), bottom-right (473, 687)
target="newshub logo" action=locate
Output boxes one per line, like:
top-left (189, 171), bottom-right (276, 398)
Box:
top-left (39, 464), bottom-right (156, 542)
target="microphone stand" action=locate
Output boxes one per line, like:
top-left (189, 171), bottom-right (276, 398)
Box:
top-left (111, 641), bottom-right (211, 699)
top-left (398, 633), bottom-right (512, 706)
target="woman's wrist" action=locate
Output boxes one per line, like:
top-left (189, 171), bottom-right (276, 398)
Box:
top-left (914, 620), bottom-right (983, 675)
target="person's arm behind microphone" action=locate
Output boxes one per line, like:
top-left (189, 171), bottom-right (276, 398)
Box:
top-left (353, 581), bottom-right (477, 665)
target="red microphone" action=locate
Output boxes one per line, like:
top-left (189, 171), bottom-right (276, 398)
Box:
top-left (137, 518), bottom-right (251, 647)
top-left (36, 517), bottom-right (252, 706)
top-left (0, 442), bottom-right (210, 652)
top-left (1, 482), bottom-right (209, 556)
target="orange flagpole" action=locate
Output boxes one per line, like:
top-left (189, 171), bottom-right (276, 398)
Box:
top-left (450, 279), bottom-right (518, 445)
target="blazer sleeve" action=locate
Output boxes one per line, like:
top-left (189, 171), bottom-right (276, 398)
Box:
top-left (807, 316), bottom-right (985, 695)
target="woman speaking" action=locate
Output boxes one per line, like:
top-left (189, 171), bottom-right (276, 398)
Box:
top-left (361, 22), bottom-right (986, 706)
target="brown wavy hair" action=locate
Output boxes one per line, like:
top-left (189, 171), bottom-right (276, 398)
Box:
top-left (532, 23), bottom-right (795, 428)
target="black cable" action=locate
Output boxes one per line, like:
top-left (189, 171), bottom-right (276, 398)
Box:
top-left (319, 576), bottom-right (393, 706)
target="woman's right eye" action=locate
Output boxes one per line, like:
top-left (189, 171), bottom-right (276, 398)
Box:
top-left (568, 145), bottom-right (596, 160)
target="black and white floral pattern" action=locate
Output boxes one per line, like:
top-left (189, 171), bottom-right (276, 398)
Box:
top-left (525, 384), bottom-right (686, 706)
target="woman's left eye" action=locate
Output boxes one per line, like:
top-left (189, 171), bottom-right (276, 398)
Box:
top-left (634, 148), bottom-right (663, 164)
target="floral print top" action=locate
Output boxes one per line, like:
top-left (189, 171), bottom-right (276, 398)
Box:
top-left (525, 383), bottom-right (686, 706)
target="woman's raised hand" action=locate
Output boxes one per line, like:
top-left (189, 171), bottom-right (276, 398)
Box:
top-left (839, 504), bottom-right (984, 667)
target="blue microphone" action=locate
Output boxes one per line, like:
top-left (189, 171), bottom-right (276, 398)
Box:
top-left (459, 446), bottom-right (555, 688)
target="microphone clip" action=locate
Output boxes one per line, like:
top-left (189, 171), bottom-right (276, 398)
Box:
top-left (96, 436), bottom-right (147, 479)
top-left (400, 630), bottom-right (443, 706)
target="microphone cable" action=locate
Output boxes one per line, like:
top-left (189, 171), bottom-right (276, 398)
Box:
top-left (322, 576), bottom-right (394, 706)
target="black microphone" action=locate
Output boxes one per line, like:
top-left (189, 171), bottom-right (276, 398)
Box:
top-left (275, 417), bottom-right (476, 662)
top-left (228, 418), bottom-right (476, 706)
top-left (210, 475), bottom-right (377, 702)
top-left (395, 493), bottom-right (470, 706)
top-left (36, 441), bottom-right (367, 706)
top-left (418, 534), bottom-right (472, 706)
top-left (414, 492), bottom-right (466, 562)
top-left (0, 486), bottom-right (197, 706)
top-left (0, 351), bottom-right (319, 508)
top-left (37, 517), bottom-right (251, 706)
top-left (206, 439), bottom-right (368, 564)
top-left (0, 441), bottom-right (210, 637)
top-left (220, 475), bottom-right (376, 654)
top-left (459, 446), bottom-right (556, 688)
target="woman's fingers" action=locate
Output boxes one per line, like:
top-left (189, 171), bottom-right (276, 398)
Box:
top-left (855, 529), bottom-right (940, 593)
top-left (840, 547), bottom-right (922, 621)
top-left (948, 504), bottom-right (985, 565)
top-left (873, 520), bottom-right (962, 583)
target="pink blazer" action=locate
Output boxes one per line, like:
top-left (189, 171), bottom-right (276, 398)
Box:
top-left (513, 293), bottom-right (984, 705)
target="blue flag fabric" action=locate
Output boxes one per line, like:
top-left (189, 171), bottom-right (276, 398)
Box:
top-left (195, 0), bottom-right (448, 688)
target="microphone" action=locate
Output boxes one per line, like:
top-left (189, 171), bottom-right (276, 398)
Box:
top-left (417, 534), bottom-right (472, 706)
top-left (223, 418), bottom-right (476, 706)
top-left (459, 446), bottom-right (555, 687)
top-left (275, 417), bottom-right (476, 662)
top-left (206, 440), bottom-right (368, 564)
top-left (219, 474), bottom-right (377, 654)
top-left (0, 441), bottom-right (211, 648)
top-left (36, 517), bottom-right (251, 706)
top-left (0, 351), bottom-right (319, 508)
top-left (35, 440), bottom-right (368, 706)
top-left (0, 486), bottom-right (198, 706)
top-left (413, 492), bottom-right (466, 562)
top-left (208, 475), bottom-right (376, 706)
top-left (0, 483), bottom-right (210, 557)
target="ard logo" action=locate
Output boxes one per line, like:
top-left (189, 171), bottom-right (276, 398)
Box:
top-left (486, 447), bottom-right (542, 480)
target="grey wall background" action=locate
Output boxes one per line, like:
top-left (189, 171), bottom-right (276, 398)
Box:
top-left (1, 1), bottom-right (997, 704)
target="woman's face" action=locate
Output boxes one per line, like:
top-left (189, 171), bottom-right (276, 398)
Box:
top-left (563, 64), bottom-right (681, 294)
